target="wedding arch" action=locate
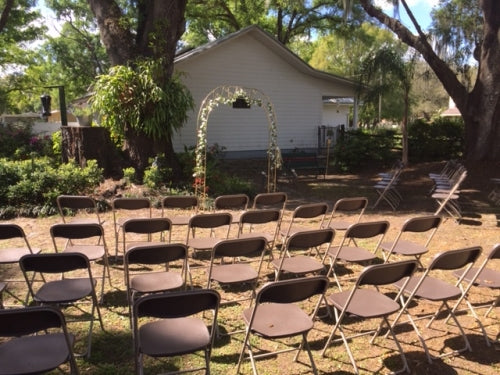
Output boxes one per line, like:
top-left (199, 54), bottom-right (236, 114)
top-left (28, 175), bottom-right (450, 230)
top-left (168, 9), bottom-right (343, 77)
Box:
top-left (194, 85), bottom-right (282, 204)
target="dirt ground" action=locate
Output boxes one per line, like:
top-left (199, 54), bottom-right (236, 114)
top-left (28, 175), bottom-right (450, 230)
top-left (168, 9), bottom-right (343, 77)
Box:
top-left (1, 159), bottom-right (499, 374)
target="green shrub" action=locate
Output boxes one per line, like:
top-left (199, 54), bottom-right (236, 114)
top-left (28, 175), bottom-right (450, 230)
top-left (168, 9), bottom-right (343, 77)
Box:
top-left (408, 118), bottom-right (464, 161)
top-left (122, 167), bottom-right (137, 184)
top-left (332, 128), bottom-right (399, 172)
top-left (0, 123), bottom-right (32, 158)
top-left (0, 158), bottom-right (103, 217)
top-left (143, 154), bottom-right (173, 189)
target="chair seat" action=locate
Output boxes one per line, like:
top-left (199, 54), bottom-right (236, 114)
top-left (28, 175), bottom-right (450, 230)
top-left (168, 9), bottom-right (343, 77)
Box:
top-left (381, 240), bottom-right (428, 256)
top-left (327, 289), bottom-right (400, 319)
top-left (454, 267), bottom-right (500, 288)
top-left (139, 317), bottom-right (210, 356)
top-left (323, 220), bottom-right (351, 231)
top-left (34, 278), bottom-right (96, 303)
top-left (0, 333), bottom-right (74, 375)
top-left (130, 272), bottom-right (184, 293)
top-left (211, 264), bottom-right (258, 284)
top-left (271, 255), bottom-right (324, 275)
top-left (169, 215), bottom-right (192, 226)
top-left (64, 244), bottom-right (104, 261)
top-left (242, 303), bottom-right (313, 338)
top-left (0, 247), bottom-right (41, 264)
top-left (395, 275), bottom-right (462, 301)
top-left (187, 237), bottom-right (222, 250)
top-left (280, 224), bottom-right (311, 238)
top-left (329, 246), bottom-right (377, 263)
top-left (238, 232), bottom-right (274, 243)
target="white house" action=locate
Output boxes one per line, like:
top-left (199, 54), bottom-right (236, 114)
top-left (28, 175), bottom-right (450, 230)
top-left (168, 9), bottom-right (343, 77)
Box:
top-left (173, 25), bottom-right (359, 158)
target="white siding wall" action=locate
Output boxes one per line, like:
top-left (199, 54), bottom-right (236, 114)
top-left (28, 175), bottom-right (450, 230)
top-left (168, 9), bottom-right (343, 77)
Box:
top-left (174, 32), bottom-right (355, 155)
top-left (322, 105), bottom-right (350, 127)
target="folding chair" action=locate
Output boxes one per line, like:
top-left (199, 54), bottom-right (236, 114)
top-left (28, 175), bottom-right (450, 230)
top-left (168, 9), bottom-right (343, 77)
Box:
top-left (207, 237), bottom-right (267, 308)
top-left (0, 223), bottom-right (41, 305)
top-left (390, 246), bottom-right (482, 363)
top-left (451, 243), bottom-right (500, 345)
top-left (57, 194), bottom-right (103, 225)
top-left (273, 228), bottom-right (333, 281)
top-left (279, 202), bottom-right (329, 243)
top-left (372, 165), bottom-right (403, 210)
top-left (186, 212), bottom-right (232, 258)
top-left (321, 260), bottom-right (419, 374)
top-left (0, 306), bottom-right (79, 374)
top-left (236, 276), bottom-right (329, 375)
top-left (380, 215), bottom-right (442, 266)
top-left (121, 217), bottom-right (172, 254)
top-left (322, 197), bottom-right (368, 232)
top-left (124, 243), bottom-right (189, 326)
top-left (50, 223), bottom-right (112, 301)
top-left (112, 197), bottom-right (152, 258)
top-left (237, 209), bottom-right (282, 261)
top-left (133, 289), bottom-right (220, 375)
top-left (251, 192), bottom-right (287, 211)
top-left (161, 195), bottom-right (198, 239)
top-left (214, 193), bottom-right (249, 223)
top-left (323, 220), bottom-right (389, 290)
top-left (432, 169), bottom-right (467, 221)
top-left (20, 252), bottom-right (105, 358)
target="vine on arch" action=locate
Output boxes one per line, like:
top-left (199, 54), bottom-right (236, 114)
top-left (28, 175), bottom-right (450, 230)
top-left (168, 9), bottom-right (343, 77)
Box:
top-left (194, 86), bottom-right (282, 206)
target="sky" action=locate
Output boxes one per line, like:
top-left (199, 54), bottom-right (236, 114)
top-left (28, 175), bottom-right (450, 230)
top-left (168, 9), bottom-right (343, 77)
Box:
top-left (375, 0), bottom-right (440, 31)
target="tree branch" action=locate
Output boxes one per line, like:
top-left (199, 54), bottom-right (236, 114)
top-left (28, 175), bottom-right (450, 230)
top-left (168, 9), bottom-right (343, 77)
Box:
top-left (0, 0), bottom-right (14, 33)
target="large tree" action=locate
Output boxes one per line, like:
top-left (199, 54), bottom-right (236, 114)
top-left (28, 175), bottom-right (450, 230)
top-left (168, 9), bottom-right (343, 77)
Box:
top-left (357, 0), bottom-right (499, 161)
top-left (87, 0), bottom-right (188, 176)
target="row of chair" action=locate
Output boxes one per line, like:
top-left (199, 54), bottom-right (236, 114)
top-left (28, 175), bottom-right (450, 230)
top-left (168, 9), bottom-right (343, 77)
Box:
top-left (372, 160), bottom-right (404, 211)
top-left (2, 242), bottom-right (498, 375)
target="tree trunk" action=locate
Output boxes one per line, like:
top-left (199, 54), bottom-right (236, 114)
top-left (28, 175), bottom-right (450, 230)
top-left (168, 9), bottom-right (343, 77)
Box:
top-left (359, 0), bottom-right (500, 161)
top-left (88, 0), bottom-right (188, 177)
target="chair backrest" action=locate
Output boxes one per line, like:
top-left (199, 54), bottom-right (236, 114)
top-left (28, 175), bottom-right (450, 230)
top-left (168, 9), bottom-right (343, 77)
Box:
top-left (0, 223), bottom-right (34, 252)
top-left (285, 228), bottom-right (335, 252)
top-left (402, 215), bottom-right (442, 233)
top-left (252, 192), bottom-right (287, 210)
top-left (0, 305), bottom-right (67, 337)
top-left (161, 195), bottom-right (198, 214)
top-left (212, 237), bottom-right (267, 259)
top-left (134, 289), bottom-right (220, 319)
top-left (257, 275), bottom-right (329, 304)
top-left (188, 212), bottom-right (233, 230)
top-left (488, 243), bottom-right (500, 260)
top-left (345, 220), bottom-right (390, 240)
top-left (50, 222), bottom-right (104, 240)
top-left (358, 260), bottom-right (419, 287)
top-left (214, 194), bottom-right (249, 211)
top-left (122, 217), bottom-right (172, 235)
top-left (126, 243), bottom-right (187, 266)
top-left (333, 197), bottom-right (368, 215)
top-left (239, 208), bottom-right (281, 226)
top-left (429, 246), bottom-right (482, 272)
top-left (20, 252), bottom-right (91, 274)
top-left (292, 202), bottom-right (329, 220)
top-left (112, 197), bottom-right (151, 211)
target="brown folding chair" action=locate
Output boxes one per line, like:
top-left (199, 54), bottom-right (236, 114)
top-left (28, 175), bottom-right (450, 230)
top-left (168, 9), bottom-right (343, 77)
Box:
top-left (323, 220), bottom-right (389, 290)
top-left (112, 197), bottom-right (152, 258)
top-left (273, 228), bottom-right (334, 281)
top-left (57, 194), bottom-right (103, 225)
top-left (451, 243), bottom-right (500, 346)
top-left (50, 223), bottom-right (112, 301)
top-left (161, 195), bottom-right (199, 239)
top-left (121, 217), bottom-right (172, 254)
top-left (186, 212), bottom-right (232, 258)
top-left (125, 243), bottom-right (189, 326)
top-left (251, 191), bottom-right (287, 211)
top-left (380, 215), bottom-right (442, 266)
top-left (207, 237), bottom-right (267, 308)
top-left (321, 260), bottom-right (419, 374)
top-left (236, 276), bottom-right (329, 375)
top-left (279, 202), bottom-right (329, 243)
top-left (214, 193), bottom-right (249, 223)
top-left (390, 246), bottom-right (482, 363)
top-left (133, 289), bottom-right (220, 375)
top-left (0, 223), bottom-right (41, 305)
top-left (20, 252), bottom-right (105, 358)
top-left (0, 306), bottom-right (79, 374)
top-left (323, 197), bottom-right (368, 232)
top-left (238, 208), bottom-right (282, 261)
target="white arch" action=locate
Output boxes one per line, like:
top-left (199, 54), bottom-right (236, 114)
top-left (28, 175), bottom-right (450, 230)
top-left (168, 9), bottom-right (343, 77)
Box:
top-left (194, 85), bottom-right (281, 203)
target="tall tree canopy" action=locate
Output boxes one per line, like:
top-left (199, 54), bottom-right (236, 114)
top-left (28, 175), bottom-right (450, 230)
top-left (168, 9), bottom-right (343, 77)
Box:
top-left (356, 0), bottom-right (499, 161)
